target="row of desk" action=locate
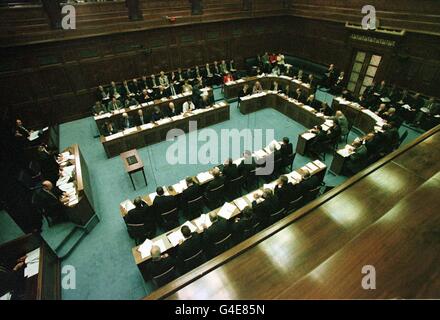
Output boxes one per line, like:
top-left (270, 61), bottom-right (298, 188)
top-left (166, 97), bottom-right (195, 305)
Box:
top-left (124, 157), bottom-right (326, 281)
top-left (101, 102), bottom-right (230, 158)
top-left (224, 74), bottom-right (312, 101)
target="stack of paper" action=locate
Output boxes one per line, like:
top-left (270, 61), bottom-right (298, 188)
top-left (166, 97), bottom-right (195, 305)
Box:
top-left (105, 132), bottom-right (124, 141)
top-left (0, 292), bottom-right (11, 300)
top-left (253, 150), bottom-right (267, 159)
top-left (234, 197), bottom-right (249, 211)
top-left (56, 175), bottom-right (70, 187)
top-left (196, 172), bottom-right (214, 184)
top-left (156, 118), bottom-right (172, 125)
top-left (28, 131), bottom-right (40, 141)
top-left (302, 132), bottom-right (316, 140)
top-left (167, 230), bottom-right (186, 247)
top-left (217, 202), bottom-right (237, 220)
top-left (138, 239), bottom-right (167, 259)
top-left (338, 146), bottom-right (355, 157)
top-left (140, 123), bottom-right (155, 130)
top-left (194, 214), bottom-right (213, 230)
top-left (306, 162), bottom-right (319, 172)
top-left (263, 183), bottom-right (277, 191)
top-left (313, 160), bottom-right (326, 169)
top-left (123, 127), bottom-right (138, 135)
top-left (233, 157), bottom-right (244, 166)
top-left (59, 182), bottom-right (75, 192)
top-left (24, 248), bottom-right (40, 278)
top-left (120, 199), bottom-right (136, 213)
top-left (291, 171), bottom-right (303, 181)
top-left (171, 180), bottom-right (187, 194)
top-left (245, 190), bottom-right (263, 204)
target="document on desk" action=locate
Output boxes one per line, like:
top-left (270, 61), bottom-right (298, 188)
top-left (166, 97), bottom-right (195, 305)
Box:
top-left (25, 248), bottom-right (40, 264)
top-left (123, 127), bottom-right (138, 135)
top-left (59, 182), bottom-right (75, 192)
top-left (196, 172), bottom-right (214, 184)
top-left (338, 146), bottom-right (355, 157)
top-left (302, 132), bottom-right (316, 140)
top-left (300, 166), bottom-right (311, 174)
top-left (167, 230), bottom-right (186, 247)
top-left (28, 131), bottom-right (40, 141)
top-left (234, 197), bottom-right (249, 211)
top-left (171, 180), bottom-right (187, 194)
top-left (253, 149), bottom-right (267, 160)
top-left (140, 123), bottom-right (155, 130)
top-left (24, 260), bottom-right (39, 278)
top-left (263, 183), bottom-right (277, 191)
top-left (105, 132), bottom-right (124, 141)
top-left (120, 199), bottom-right (136, 213)
top-left (156, 118), bottom-right (172, 125)
top-left (0, 292), bottom-right (12, 300)
top-left (313, 160), bottom-right (326, 169)
top-left (233, 157), bottom-right (244, 166)
top-left (245, 190), bottom-right (263, 204)
top-left (217, 202), bottom-right (237, 220)
top-left (306, 162), bottom-right (319, 172)
top-left (194, 214), bottom-right (213, 230)
top-left (285, 173), bottom-right (299, 184)
top-left (291, 170), bottom-right (303, 181)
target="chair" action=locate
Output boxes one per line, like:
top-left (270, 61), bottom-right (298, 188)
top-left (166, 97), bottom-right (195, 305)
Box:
top-left (160, 207), bottom-right (179, 231)
top-left (272, 157), bottom-right (283, 178)
top-left (226, 175), bottom-right (244, 200)
top-left (204, 184), bottom-right (225, 209)
top-left (282, 153), bottom-right (296, 172)
top-left (245, 168), bottom-right (258, 191)
top-left (185, 195), bottom-right (204, 220)
top-left (341, 122), bottom-right (353, 144)
top-left (181, 249), bottom-right (205, 273)
top-left (126, 223), bottom-right (147, 245)
top-left (304, 186), bottom-right (322, 203)
top-left (152, 266), bottom-right (177, 288)
top-left (286, 195), bottom-right (304, 212)
top-left (210, 233), bottom-right (232, 257)
top-left (252, 221), bottom-right (262, 234)
top-left (269, 207), bottom-right (286, 224)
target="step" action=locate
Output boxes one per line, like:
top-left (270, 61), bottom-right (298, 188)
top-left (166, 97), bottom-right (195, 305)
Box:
top-left (41, 221), bottom-right (77, 254)
top-left (55, 227), bottom-right (87, 259)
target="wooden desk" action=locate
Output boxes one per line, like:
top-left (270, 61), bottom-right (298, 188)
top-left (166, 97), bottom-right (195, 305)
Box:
top-left (101, 102), bottom-right (230, 158)
top-left (0, 234), bottom-right (60, 300)
top-left (62, 144), bottom-right (98, 229)
top-left (147, 126), bottom-right (440, 300)
top-left (132, 160), bottom-right (327, 281)
top-left (120, 149), bottom-right (147, 190)
top-left (224, 75), bottom-right (312, 101)
top-left (94, 89), bottom-right (213, 133)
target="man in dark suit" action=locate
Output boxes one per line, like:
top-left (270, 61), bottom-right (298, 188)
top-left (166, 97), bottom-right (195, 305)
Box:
top-left (181, 177), bottom-right (202, 208)
top-left (153, 187), bottom-right (178, 226)
top-left (299, 170), bottom-right (321, 195)
top-left (275, 175), bottom-right (302, 209)
top-left (124, 197), bottom-right (156, 237)
top-left (133, 109), bottom-right (149, 126)
top-left (238, 150), bottom-right (257, 182)
top-left (147, 245), bottom-right (176, 280)
top-left (252, 189), bottom-right (281, 227)
top-left (119, 112), bottom-right (133, 130)
top-left (221, 158), bottom-right (240, 182)
top-left (0, 256), bottom-right (26, 298)
top-left (151, 107), bottom-right (164, 122)
top-left (294, 88), bottom-right (307, 104)
top-left (203, 211), bottom-right (230, 247)
top-left (109, 81), bottom-right (121, 100)
top-left (280, 137), bottom-right (293, 165)
top-left (176, 225), bottom-right (203, 265)
top-left (205, 167), bottom-right (226, 193)
top-left (32, 180), bottom-right (67, 223)
top-left (232, 206), bottom-right (254, 243)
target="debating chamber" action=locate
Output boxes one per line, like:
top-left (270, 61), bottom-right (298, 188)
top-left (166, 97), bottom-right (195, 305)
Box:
top-left (0, 0), bottom-right (439, 301)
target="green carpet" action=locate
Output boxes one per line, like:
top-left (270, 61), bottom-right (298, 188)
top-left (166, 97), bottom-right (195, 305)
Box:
top-left (48, 89), bottom-right (420, 299)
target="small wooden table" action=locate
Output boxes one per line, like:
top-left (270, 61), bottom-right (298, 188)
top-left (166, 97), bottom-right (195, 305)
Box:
top-left (120, 149), bottom-right (147, 190)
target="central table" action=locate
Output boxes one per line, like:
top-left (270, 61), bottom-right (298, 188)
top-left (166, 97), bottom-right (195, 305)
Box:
top-left (120, 149), bottom-right (148, 190)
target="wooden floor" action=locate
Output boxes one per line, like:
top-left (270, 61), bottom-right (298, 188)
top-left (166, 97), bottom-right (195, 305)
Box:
top-left (145, 126), bottom-right (440, 300)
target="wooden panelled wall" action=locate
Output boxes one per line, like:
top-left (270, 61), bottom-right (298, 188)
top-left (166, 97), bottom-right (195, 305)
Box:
top-left (0, 17), bottom-right (286, 128)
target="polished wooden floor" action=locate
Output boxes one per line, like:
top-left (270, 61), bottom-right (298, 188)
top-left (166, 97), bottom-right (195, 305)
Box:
top-left (146, 126), bottom-right (440, 299)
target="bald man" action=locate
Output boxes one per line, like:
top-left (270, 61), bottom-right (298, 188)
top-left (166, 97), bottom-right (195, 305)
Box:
top-left (33, 180), bottom-right (67, 223)
top-left (148, 245), bottom-right (176, 280)
top-left (202, 211), bottom-right (230, 249)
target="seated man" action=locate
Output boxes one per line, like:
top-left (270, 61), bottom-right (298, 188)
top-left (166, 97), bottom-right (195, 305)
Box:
top-left (33, 180), bottom-right (67, 223)
top-left (119, 112), bottom-right (133, 130)
top-left (271, 81), bottom-right (281, 92)
top-left (181, 80), bottom-right (193, 94)
top-left (92, 101), bottom-right (107, 115)
top-left (252, 81), bottom-right (263, 94)
top-left (275, 175), bottom-right (302, 209)
top-left (124, 96), bottom-right (139, 108)
top-left (345, 140), bottom-right (369, 175)
top-left (14, 119), bottom-right (31, 140)
top-left (282, 84), bottom-right (291, 97)
top-left (252, 189), bottom-right (281, 227)
top-left (198, 94), bottom-right (212, 109)
top-left (97, 85), bottom-right (110, 102)
top-left (202, 211), bottom-right (231, 249)
top-left (181, 177), bottom-right (202, 213)
top-left (305, 94), bottom-right (320, 110)
top-left (151, 107), bottom-right (164, 122)
top-left (205, 167), bottom-right (226, 193)
top-left (139, 89), bottom-right (152, 104)
top-left (223, 71), bottom-right (234, 84)
top-left (101, 120), bottom-right (118, 136)
top-left (165, 102), bottom-right (178, 117)
top-left (124, 197), bottom-right (156, 238)
top-left (298, 169), bottom-right (321, 196)
top-left (129, 78), bottom-right (141, 97)
top-left (133, 109), bottom-right (149, 126)
top-left (331, 111), bottom-right (349, 137)
top-left (238, 150), bottom-right (257, 178)
top-left (176, 225), bottom-right (203, 266)
top-left (158, 71), bottom-right (170, 89)
top-left (319, 102), bottom-right (334, 116)
top-left (154, 85), bottom-right (169, 100)
top-left (153, 187), bottom-right (179, 227)
top-left (219, 60), bottom-right (229, 75)
top-left (107, 97), bottom-right (123, 112)
top-left (147, 245), bottom-right (176, 280)
top-left (382, 123), bottom-right (400, 152)
top-left (221, 158), bottom-right (240, 182)
top-left (294, 88), bottom-right (307, 104)
top-left (109, 81), bottom-right (121, 100)
top-left (238, 84), bottom-right (251, 100)
top-left (232, 206), bottom-right (254, 243)
top-left (182, 98), bottom-right (195, 113)
top-left (149, 74), bottom-right (159, 88)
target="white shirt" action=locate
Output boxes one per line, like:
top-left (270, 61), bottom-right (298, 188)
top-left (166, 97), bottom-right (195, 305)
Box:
top-left (183, 101), bottom-right (195, 113)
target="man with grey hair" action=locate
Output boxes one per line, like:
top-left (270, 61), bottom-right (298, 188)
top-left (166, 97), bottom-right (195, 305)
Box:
top-left (203, 211), bottom-right (230, 249)
top-left (252, 188), bottom-right (281, 227)
top-left (148, 245), bottom-right (176, 280)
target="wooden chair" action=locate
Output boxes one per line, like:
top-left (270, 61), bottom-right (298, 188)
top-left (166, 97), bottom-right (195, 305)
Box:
top-left (286, 195), bottom-right (304, 212)
top-left (269, 207), bottom-right (286, 224)
top-left (152, 266), bottom-right (177, 288)
top-left (226, 175), bottom-right (245, 200)
top-left (181, 249), bottom-right (205, 273)
top-left (160, 207), bottom-right (179, 231)
top-left (126, 223), bottom-right (147, 245)
top-left (210, 233), bottom-right (232, 257)
top-left (204, 184), bottom-right (225, 209)
top-left (185, 195), bottom-right (204, 220)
